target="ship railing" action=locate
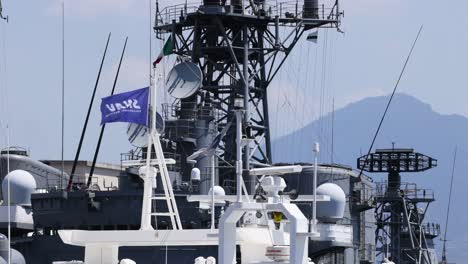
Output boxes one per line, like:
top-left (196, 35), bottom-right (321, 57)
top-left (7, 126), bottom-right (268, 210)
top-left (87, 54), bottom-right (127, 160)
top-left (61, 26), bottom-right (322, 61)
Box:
top-left (162, 103), bottom-right (223, 122)
top-left (155, 0), bottom-right (340, 28)
top-left (421, 222), bottom-right (441, 237)
top-left (161, 103), bottom-right (225, 139)
top-left (35, 176), bottom-right (98, 192)
top-left (156, 1), bottom-right (200, 26)
top-left (120, 149), bottom-right (182, 172)
top-left (222, 179), bottom-right (256, 195)
top-left (272, 1), bottom-right (340, 22)
top-left (374, 182), bottom-right (435, 200)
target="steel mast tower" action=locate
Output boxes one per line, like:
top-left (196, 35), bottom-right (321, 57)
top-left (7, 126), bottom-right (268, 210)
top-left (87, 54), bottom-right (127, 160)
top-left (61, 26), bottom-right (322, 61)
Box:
top-left (358, 148), bottom-right (439, 264)
top-left (154, 0), bottom-right (341, 194)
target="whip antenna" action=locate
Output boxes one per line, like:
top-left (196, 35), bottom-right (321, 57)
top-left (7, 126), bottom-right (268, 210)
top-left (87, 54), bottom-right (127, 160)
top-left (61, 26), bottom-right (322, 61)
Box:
top-left (358, 25), bottom-right (423, 177)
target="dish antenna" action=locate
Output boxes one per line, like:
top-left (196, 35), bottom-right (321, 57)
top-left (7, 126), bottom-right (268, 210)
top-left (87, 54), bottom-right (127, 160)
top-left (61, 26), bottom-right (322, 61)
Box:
top-left (166, 61), bottom-right (202, 99)
top-left (126, 112), bottom-right (165, 148)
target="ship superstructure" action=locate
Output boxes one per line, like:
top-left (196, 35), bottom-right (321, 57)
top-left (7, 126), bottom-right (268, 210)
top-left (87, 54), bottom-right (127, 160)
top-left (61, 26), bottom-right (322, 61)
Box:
top-left (0, 0), bottom-right (447, 263)
top-left (358, 148), bottom-right (440, 264)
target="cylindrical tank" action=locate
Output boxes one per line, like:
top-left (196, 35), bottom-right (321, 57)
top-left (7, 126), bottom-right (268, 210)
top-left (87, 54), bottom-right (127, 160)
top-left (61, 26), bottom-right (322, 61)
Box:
top-left (1, 170), bottom-right (37, 205)
top-left (195, 120), bottom-right (216, 195)
top-left (316, 183), bottom-right (346, 223)
top-left (303, 0), bottom-right (319, 18)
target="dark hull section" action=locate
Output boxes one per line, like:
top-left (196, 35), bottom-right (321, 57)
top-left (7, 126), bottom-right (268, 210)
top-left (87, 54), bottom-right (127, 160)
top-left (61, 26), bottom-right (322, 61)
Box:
top-left (13, 235), bottom-right (217, 264)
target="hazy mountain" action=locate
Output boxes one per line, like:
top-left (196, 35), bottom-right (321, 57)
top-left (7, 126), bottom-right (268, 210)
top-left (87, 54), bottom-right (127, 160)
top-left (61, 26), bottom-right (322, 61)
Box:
top-left (272, 93), bottom-right (468, 262)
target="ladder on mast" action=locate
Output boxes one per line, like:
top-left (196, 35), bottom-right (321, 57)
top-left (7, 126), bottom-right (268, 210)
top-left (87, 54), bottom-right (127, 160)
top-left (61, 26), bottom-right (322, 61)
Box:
top-left (150, 132), bottom-right (183, 230)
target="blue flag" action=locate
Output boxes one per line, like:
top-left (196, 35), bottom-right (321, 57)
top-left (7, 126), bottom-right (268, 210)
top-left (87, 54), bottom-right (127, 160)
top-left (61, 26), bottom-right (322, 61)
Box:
top-left (100, 87), bottom-right (149, 126)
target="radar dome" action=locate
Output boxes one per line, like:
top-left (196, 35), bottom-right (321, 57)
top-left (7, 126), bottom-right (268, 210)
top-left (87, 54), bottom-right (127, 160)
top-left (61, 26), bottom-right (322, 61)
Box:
top-left (1, 170), bottom-right (36, 205)
top-left (120, 259), bottom-right (136, 264)
top-left (316, 183), bottom-right (346, 223)
top-left (208, 186), bottom-right (225, 196)
top-left (191, 168), bottom-right (201, 181)
top-left (208, 186), bottom-right (226, 205)
top-left (0, 233), bottom-right (25, 264)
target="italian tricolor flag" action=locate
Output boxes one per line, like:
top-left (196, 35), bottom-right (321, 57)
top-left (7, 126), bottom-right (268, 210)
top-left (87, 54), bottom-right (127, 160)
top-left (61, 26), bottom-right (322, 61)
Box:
top-left (153, 36), bottom-right (173, 67)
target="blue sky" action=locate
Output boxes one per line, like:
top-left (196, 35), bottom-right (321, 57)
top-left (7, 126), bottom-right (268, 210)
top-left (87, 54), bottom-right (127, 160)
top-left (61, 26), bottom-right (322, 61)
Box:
top-left (1, 0), bottom-right (467, 163)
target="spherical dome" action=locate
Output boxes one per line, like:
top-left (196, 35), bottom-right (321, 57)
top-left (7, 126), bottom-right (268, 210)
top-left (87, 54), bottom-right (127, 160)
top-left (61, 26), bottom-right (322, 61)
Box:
top-left (208, 186), bottom-right (225, 196)
top-left (120, 259), bottom-right (136, 264)
top-left (194, 257), bottom-right (206, 264)
top-left (316, 183), bottom-right (346, 223)
top-left (10, 249), bottom-right (25, 264)
top-left (1, 170), bottom-right (36, 205)
top-left (206, 256), bottom-right (216, 264)
top-left (0, 234), bottom-right (8, 252)
top-left (0, 234), bottom-right (25, 264)
top-left (191, 168), bottom-right (201, 181)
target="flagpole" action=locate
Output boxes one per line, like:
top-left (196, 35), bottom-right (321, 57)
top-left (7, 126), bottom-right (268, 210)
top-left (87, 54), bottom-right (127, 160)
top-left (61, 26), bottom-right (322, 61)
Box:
top-left (6, 125), bottom-right (10, 264)
top-left (141, 65), bottom-right (157, 231)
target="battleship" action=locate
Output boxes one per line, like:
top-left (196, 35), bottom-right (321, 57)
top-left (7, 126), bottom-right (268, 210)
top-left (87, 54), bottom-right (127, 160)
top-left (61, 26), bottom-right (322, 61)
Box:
top-left (0, 0), bottom-right (450, 263)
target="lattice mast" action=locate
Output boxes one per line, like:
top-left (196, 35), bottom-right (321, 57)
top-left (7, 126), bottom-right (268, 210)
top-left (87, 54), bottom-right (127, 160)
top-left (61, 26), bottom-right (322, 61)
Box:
top-left (154, 0), bottom-right (341, 194)
top-left (358, 148), bottom-right (439, 264)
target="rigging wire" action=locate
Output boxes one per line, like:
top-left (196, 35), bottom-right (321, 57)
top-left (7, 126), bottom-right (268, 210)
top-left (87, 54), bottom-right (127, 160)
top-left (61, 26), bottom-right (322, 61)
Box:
top-left (299, 39), bottom-right (314, 160)
top-left (0, 12), bottom-right (10, 264)
top-left (358, 25), bottom-right (423, 178)
top-left (327, 33), bottom-right (336, 164)
top-left (0, 17), bottom-right (8, 134)
top-left (318, 29), bottom-right (329, 159)
top-left (290, 39), bottom-right (305, 156)
top-left (441, 146), bottom-right (457, 263)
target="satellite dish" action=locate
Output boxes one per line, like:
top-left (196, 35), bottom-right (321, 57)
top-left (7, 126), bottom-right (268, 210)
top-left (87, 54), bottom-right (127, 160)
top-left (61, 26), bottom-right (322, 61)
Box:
top-left (166, 62), bottom-right (202, 99)
top-left (127, 112), bottom-right (165, 148)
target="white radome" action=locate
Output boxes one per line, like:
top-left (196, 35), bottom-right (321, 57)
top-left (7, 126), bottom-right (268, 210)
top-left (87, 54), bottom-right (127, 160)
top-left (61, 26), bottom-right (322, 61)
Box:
top-left (208, 186), bottom-right (225, 196)
top-left (191, 167), bottom-right (201, 181)
top-left (119, 259), bottom-right (136, 264)
top-left (316, 183), bottom-right (346, 223)
top-left (1, 170), bottom-right (37, 205)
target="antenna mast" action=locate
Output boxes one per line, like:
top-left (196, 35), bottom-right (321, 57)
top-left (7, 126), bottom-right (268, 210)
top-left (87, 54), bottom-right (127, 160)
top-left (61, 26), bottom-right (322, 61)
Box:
top-left (153, 0), bottom-right (342, 196)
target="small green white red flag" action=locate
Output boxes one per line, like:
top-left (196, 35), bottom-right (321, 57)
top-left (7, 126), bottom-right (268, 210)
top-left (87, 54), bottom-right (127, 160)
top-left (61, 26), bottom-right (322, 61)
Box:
top-left (153, 36), bottom-right (173, 67)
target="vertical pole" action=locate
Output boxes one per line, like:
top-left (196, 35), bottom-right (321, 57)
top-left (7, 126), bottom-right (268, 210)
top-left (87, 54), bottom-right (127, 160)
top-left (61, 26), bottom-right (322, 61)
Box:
top-left (61, 0), bottom-right (65, 189)
top-left (68, 33), bottom-right (111, 190)
top-left (88, 37), bottom-right (128, 186)
top-left (6, 125), bottom-right (10, 264)
top-left (242, 26), bottom-right (252, 193)
top-left (275, 16), bottom-right (279, 46)
top-left (211, 155), bottom-right (215, 230)
top-left (235, 110), bottom-right (243, 203)
top-left (312, 142), bottom-right (319, 232)
top-left (141, 66), bottom-right (156, 230)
